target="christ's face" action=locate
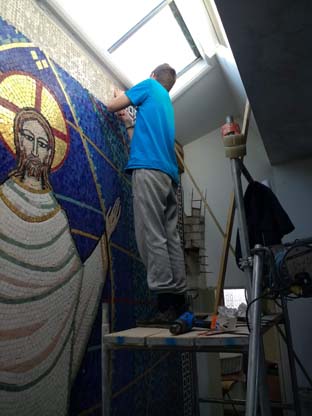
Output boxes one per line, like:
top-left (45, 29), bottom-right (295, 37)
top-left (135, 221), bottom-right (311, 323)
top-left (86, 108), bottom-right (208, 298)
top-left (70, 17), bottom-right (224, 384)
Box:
top-left (16, 118), bottom-right (52, 182)
top-left (19, 120), bottom-right (50, 163)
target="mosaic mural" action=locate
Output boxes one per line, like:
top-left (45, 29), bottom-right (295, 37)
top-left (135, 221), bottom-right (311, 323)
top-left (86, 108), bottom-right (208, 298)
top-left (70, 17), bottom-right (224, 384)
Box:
top-left (0, 16), bottom-right (189, 416)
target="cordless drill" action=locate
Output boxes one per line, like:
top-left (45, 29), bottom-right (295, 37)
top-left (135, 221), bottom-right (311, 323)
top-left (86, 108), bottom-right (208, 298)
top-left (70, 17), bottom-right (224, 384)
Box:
top-left (169, 311), bottom-right (211, 335)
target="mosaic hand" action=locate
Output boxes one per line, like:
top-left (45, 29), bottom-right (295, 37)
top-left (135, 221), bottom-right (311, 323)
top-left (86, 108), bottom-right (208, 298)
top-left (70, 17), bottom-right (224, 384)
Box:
top-left (105, 197), bottom-right (121, 241)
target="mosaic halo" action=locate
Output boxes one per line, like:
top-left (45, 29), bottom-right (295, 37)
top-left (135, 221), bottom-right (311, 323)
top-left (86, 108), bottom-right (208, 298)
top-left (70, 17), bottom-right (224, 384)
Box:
top-left (0, 71), bottom-right (70, 171)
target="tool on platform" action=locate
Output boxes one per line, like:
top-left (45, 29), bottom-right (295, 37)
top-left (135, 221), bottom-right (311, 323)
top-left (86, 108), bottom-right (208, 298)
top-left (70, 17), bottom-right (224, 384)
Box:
top-left (169, 311), bottom-right (211, 335)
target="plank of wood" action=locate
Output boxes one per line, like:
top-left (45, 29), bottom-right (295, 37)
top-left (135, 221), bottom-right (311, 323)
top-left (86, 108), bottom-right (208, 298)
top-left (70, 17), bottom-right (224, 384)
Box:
top-left (175, 141), bottom-right (184, 173)
top-left (195, 328), bottom-right (249, 348)
top-left (147, 328), bottom-right (208, 347)
top-left (103, 327), bottom-right (164, 345)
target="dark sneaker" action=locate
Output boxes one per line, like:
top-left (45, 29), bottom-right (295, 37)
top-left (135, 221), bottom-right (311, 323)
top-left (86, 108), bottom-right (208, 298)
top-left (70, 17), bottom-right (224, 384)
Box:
top-left (136, 306), bottom-right (178, 328)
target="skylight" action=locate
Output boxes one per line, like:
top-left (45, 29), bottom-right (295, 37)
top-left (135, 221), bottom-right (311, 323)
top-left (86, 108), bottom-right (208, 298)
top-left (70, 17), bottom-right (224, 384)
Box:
top-left (42, 0), bottom-right (220, 92)
top-left (110, 5), bottom-right (200, 83)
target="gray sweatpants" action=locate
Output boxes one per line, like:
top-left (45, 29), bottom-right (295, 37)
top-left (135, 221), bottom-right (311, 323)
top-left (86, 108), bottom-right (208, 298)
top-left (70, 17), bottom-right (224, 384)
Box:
top-left (132, 169), bottom-right (187, 294)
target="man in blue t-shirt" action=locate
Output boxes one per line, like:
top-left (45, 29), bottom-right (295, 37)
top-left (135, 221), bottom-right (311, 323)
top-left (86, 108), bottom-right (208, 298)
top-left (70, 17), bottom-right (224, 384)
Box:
top-left (107, 64), bottom-right (187, 324)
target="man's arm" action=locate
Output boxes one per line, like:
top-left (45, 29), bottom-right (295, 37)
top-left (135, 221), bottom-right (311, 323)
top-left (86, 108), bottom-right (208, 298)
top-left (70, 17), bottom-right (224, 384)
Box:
top-left (107, 90), bottom-right (135, 139)
top-left (107, 92), bottom-right (131, 112)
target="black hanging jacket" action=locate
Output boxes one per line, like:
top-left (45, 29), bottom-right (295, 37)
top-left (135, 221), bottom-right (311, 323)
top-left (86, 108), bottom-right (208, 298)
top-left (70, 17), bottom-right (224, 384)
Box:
top-left (235, 181), bottom-right (295, 267)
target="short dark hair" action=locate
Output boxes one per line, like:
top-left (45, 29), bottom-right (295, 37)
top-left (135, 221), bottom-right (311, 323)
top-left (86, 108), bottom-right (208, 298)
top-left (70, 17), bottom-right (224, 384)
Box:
top-left (151, 63), bottom-right (176, 91)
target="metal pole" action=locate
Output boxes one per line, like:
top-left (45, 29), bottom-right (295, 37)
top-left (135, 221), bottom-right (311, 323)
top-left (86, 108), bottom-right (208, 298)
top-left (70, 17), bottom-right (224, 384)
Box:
top-left (280, 297), bottom-right (302, 416)
top-left (230, 159), bottom-right (271, 416)
top-left (230, 158), bottom-right (252, 297)
top-left (244, 247), bottom-right (272, 416)
top-left (245, 247), bottom-right (263, 416)
top-left (258, 341), bottom-right (272, 416)
top-left (102, 343), bottom-right (111, 416)
top-left (193, 353), bottom-right (201, 416)
top-left (102, 303), bottom-right (111, 416)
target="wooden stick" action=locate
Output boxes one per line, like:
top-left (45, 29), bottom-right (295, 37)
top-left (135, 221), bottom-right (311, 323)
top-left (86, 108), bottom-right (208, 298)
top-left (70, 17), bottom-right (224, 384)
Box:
top-left (213, 193), bottom-right (235, 314)
top-left (242, 100), bottom-right (251, 138)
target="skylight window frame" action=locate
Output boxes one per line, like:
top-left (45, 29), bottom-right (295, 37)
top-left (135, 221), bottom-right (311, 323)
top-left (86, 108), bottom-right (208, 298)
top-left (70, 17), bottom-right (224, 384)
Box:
top-left (107, 0), bottom-right (203, 79)
top-left (36, 0), bottom-right (220, 93)
top-left (108, 1), bottom-right (168, 54)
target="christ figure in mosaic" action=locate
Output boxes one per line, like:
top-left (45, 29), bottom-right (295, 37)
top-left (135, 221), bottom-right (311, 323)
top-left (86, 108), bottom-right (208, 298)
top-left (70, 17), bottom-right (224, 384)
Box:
top-left (0, 108), bottom-right (120, 415)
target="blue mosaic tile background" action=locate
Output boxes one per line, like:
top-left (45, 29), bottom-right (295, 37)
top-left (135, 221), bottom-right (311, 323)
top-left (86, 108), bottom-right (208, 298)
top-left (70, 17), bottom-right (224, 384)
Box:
top-left (0, 15), bottom-right (185, 416)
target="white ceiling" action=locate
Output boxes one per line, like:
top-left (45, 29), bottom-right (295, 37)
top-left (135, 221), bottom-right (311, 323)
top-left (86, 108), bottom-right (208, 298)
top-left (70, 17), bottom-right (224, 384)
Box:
top-left (173, 53), bottom-right (245, 146)
top-left (214, 0), bottom-right (312, 165)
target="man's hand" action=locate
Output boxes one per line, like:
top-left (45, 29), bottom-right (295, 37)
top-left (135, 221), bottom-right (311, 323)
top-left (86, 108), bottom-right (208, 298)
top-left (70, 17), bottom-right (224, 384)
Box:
top-left (113, 88), bottom-right (135, 128)
top-left (117, 108), bottom-right (135, 128)
top-left (114, 87), bottom-right (124, 98)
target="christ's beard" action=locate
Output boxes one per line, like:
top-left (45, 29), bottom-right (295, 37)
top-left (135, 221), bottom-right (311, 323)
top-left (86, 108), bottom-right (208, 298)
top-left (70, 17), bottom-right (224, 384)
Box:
top-left (24, 155), bottom-right (44, 180)
top-left (12, 148), bottom-right (52, 190)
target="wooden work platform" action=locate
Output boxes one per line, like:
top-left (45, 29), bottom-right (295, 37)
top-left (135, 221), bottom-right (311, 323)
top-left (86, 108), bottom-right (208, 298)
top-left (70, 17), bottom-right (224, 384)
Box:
top-left (101, 314), bottom-right (283, 415)
top-left (102, 314), bottom-right (282, 353)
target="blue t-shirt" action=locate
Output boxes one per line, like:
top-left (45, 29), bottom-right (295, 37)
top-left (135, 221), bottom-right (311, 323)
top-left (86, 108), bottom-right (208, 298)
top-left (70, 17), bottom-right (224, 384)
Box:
top-left (125, 78), bottom-right (179, 184)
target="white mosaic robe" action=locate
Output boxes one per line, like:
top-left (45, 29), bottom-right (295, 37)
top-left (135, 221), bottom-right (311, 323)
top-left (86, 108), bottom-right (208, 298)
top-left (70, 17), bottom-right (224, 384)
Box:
top-left (0, 178), bottom-right (107, 416)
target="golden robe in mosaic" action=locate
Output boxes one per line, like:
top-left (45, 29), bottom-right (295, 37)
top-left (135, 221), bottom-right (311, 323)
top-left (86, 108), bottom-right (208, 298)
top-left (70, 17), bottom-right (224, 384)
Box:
top-left (0, 177), bottom-right (108, 416)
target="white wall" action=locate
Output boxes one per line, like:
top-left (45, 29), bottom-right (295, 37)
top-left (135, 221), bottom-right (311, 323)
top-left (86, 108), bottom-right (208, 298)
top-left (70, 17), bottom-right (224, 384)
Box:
top-left (182, 117), bottom-right (273, 288)
top-left (174, 57), bottom-right (239, 146)
top-left (182, 125), bottom-right (312, 388)
top-left (216, 45), bottom-right (247, 116)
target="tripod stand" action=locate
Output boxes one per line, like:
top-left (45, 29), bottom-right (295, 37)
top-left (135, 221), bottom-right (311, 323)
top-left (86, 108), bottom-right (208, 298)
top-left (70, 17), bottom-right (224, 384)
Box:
top-left (230, 157), bottom-right (271, 416)
top-left (226, 146), bottom-right (303, 415)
